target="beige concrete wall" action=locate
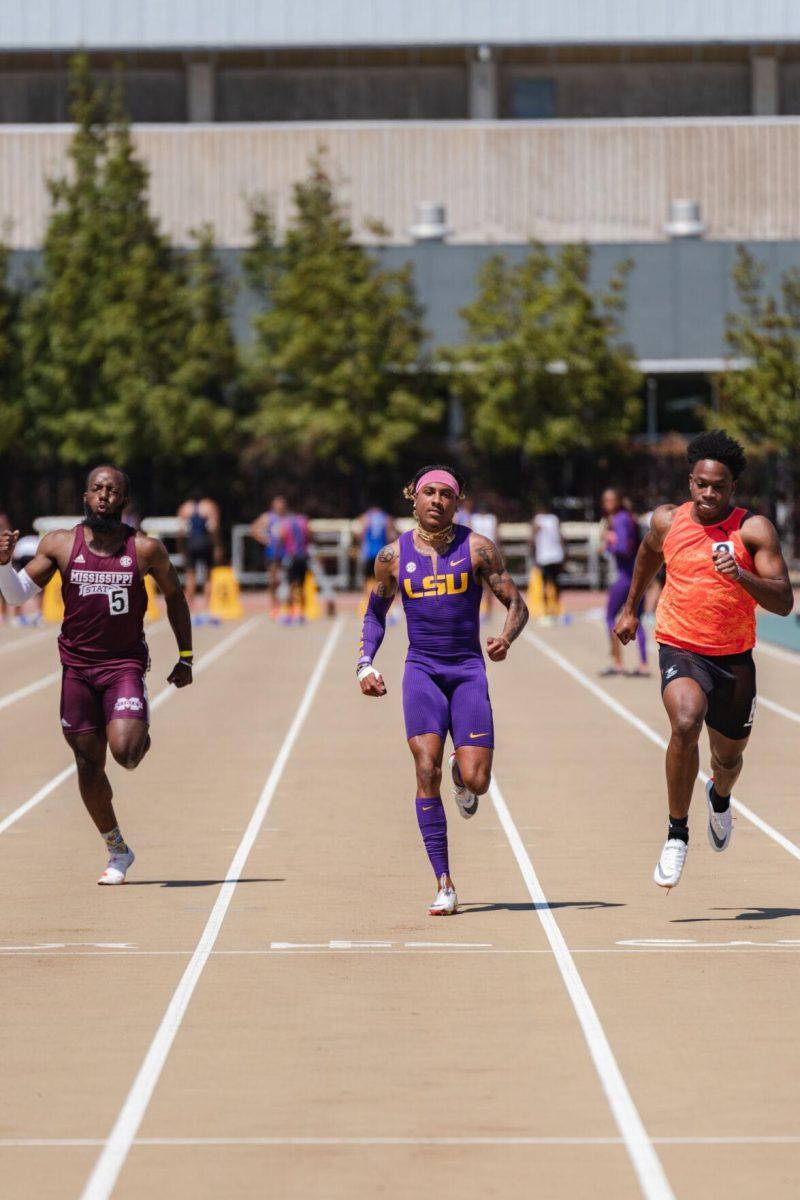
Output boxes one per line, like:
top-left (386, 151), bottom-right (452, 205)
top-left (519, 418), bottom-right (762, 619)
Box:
top-left (2, 118), bottom-right (800, 248)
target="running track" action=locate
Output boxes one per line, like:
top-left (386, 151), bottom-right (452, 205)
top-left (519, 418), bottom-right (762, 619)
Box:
top-left (1, 610), bottom-right (800, 1200)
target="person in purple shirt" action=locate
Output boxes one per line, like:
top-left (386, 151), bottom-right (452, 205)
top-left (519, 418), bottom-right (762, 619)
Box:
top-left (355, 464), bottom-right (528, 917)
top-left (601, 487), bottom-right (648, 677)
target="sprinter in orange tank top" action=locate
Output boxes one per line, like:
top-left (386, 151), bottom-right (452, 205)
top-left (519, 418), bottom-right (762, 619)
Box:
top-left (614, 431), bottom-right (793, 890)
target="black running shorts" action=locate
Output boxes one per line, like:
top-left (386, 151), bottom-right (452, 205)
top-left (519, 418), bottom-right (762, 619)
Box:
top-left (658, 643), bottom-right (756, 741)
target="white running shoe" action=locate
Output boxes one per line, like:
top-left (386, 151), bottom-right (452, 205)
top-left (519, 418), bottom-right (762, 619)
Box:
top-left (653, 838), bottom-right (688, 890)
top-left (449, 752), bottom-right (478, 819)
top-left (429, 874), bottom-right (458, 916)
top-left (98, 847), bottom-right (135, 886)
top-left (706, 779), bottom-right (733, 852)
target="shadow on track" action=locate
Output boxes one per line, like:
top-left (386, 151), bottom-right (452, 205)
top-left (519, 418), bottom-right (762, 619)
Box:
top-left (124, 878), bottom-right (285, 888)
top-left (458, 900), bottom-right (626, 914)
top-left (673, 906), bottom-right (800, 924)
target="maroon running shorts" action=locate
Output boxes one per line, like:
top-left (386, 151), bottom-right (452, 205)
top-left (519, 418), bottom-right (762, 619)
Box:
top-left (60, 663), bottom-right (150, 736)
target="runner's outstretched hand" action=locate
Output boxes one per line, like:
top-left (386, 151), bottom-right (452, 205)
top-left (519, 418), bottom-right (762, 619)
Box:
top-left (359, 666), bottom-right (387, 697)
top-left (614, 610), bottom-right (639, 645)
top-left (0, 529), bottom-right (19, 565)
top-left (486, 635), bottom-right (510, 662)
top-left (167, 662), bottom-right (193, 689)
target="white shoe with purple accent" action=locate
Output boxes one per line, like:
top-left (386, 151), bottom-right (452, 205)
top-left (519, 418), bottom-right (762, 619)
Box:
top-left (449, 752), bottom-right (478, 819)
top-left (429, 874), bottom-right (458, 916)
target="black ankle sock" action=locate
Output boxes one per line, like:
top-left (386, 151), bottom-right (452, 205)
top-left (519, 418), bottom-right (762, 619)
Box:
top-left (710, 784), bottom-right (730, 814)
top-left (668, 815), bottom-right (689, 845)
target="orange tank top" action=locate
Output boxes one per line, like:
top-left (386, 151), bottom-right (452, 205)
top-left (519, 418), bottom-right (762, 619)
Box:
top-left (655, 503), bottom-right (756, 656)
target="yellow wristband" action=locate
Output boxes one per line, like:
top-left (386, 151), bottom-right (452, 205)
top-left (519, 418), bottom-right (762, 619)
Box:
top-left (179, 650), bottom-right (194, 660)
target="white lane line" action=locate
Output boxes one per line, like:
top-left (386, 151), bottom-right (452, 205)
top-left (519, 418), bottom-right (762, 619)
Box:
top-left (0, 669), bottom-right (61, 710)
top-left (759, 695), bottom-right (800, 724)
top-left (524, 630), bottom-right (800, 867)
top-left (7, 1133), bottom-right (800, 1148)
top-left (757, 641), bottom-right (800, 665)
top-left (79, 617), bottom-right (344, 1200)
top-left (0, 622), bottom-right (171, 714)
top-left (0, 629), bottom-right (52, 657)
top-left (490, 774), bottom-right (674, 1200)
top-left (0, 619), bottom-right (259, 837)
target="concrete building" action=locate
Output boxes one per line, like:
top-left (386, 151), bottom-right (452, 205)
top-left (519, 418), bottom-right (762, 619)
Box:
top-left (2, 1), bottom-right (799, 435)
top-left (1, 0), bottom-right (799, 123)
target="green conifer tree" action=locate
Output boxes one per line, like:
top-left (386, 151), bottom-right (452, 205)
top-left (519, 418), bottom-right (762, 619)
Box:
top-left (244, 157), bottom-right (435, 473)
top-left (20, 56), bottom-right (237, 470)
top-left (442, 243), bottom-right (641, 459)
top-left (0, 240), bottom-right (22, 455)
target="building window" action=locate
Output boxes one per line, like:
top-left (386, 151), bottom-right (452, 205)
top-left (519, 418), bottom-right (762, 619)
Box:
top-left (509, 78), bottom-right (556, 119)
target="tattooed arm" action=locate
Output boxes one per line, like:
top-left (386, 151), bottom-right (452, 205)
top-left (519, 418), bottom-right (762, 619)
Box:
top-left (472, 534), bottom-right (529, 662)
top-left (358, 541), bottom-right (399, 697)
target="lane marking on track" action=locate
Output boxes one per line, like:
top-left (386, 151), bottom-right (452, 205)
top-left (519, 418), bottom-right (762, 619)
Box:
top-left (78, 617), bottom-right (344, 1200)
top-left (490, 773), bottom-right (675, 1200)
top-left (0, 622), bottom-right (170, 714)
top-left (0, 629), bottom-right (52, 657)
top-left (524, 630), bottom-right (800, 866)
top-left (12, 1134), bottom-right (800, 1148)
top-left (6, 945), bottom-right (800, 958)
top-left (0, 669), bottom-right (61, 711)
top-left (757, 641), bottom-right (800, 665)
top-left (759, 695), bottom-right (800, 724)
top-left (0, 618), bottom-right (259, 837)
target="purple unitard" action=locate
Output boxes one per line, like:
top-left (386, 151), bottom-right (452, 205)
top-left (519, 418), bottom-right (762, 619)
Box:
top-left (606, 509), bottom-right (646, 664)
top-left (358, 524), bottom-right (495, 881)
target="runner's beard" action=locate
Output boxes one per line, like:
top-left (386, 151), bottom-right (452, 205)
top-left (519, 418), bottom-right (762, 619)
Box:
top-left (83, 501), bottom-right (125, 535)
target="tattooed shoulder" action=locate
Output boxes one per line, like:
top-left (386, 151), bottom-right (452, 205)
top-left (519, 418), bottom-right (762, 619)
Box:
top-left (376, 545), bottom-right (396, 564)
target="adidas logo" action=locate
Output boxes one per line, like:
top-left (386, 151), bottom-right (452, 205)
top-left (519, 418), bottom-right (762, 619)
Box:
top-left (75, 554), bottom-right (86, 563)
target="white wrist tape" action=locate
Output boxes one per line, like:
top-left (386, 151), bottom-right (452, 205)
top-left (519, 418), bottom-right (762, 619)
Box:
top-left (0, 564), bottom-right (42, 605)
top-left (357, 663), bottom-right (381, 683)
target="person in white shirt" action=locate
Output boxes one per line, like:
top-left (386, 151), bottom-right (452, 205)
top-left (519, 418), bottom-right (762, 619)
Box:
top-left (532, 502), bottom-right (565, 615)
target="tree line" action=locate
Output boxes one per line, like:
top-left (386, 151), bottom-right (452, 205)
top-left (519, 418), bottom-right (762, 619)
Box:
top-left (0, 57), bottom-right (792, 523)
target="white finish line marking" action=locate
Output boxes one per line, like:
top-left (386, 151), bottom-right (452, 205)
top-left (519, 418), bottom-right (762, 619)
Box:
top-left (78, 617), bottom-right (344, 1200)
top-left (269, 940), bottom-right (492, 950)
top-left (0, 618), bottom-right (258, 837)
top-left (489, 773), bottom-right (674, 1200)
top-left (524, 630), bottom-right (800, 866)
top-left (9, 1134), bottom-right (799, 1148)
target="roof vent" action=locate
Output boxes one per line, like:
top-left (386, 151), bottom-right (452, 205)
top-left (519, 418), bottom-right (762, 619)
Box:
top-left (409, 201), bottom-right (449, 243)
top-left (664, 199), bottom-right (705, 239)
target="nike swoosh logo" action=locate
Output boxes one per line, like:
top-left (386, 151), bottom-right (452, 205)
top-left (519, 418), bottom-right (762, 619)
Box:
top-left (655, 864), bottom-right (672, 884)
top-left (421, 805), bottom-right (434, 811)
top-left (469, 732), bottom-right (489, 739)
top-left (708, 822), bottom-right (726, 849)
top-left (451, 557), bottom-right (467, 566)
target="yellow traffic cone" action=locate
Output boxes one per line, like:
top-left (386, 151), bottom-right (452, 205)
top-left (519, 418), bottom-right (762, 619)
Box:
top-left (303, 570), bottom-right (323, 621)
top-left (144, 573), bottom-right (161, 622)
top-left (208, 566), bottom-right (245, 621)
top-left (526, 567), bottom-right (546, 621)
top-left (544, 579), bottom-right (562, 619)
top-left (42, 573), bottom-right (64, 623)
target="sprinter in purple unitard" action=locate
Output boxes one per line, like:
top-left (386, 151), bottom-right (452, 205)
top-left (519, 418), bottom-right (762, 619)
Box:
top-left (601, 488), bottom-right (649, 677)
top-left (356, 465), bottom-right (528, 916)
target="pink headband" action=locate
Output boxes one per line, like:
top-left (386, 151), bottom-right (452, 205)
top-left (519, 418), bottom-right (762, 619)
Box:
top-left (415, 470), bottom-right (460, 496)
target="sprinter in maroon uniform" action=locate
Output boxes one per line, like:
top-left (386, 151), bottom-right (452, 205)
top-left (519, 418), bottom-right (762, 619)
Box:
top-left (0, 465), bottom-right (193, 885)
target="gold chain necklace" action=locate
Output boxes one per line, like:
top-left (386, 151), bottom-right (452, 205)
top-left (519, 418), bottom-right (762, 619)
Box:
top-left (414, 522), bottom-right (455, 548)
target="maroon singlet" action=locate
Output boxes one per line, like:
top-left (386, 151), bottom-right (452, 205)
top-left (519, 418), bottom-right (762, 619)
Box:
top-left (58, 524), bottom-right (149, 669)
